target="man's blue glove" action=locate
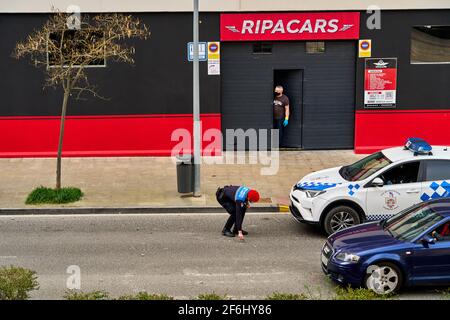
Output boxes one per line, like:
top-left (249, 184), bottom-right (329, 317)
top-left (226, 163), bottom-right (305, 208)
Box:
top-left (283, 118), bottom-right (289, 127)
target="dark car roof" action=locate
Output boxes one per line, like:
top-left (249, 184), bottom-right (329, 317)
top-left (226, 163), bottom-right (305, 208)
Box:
top-left (426, 198), bottom-right (450, 217)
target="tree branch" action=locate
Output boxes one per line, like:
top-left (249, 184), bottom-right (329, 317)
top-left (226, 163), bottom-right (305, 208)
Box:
top-left (13, 10), bottom-right (150, 100)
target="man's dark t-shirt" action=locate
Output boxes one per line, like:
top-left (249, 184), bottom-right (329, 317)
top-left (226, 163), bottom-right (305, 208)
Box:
top-left (273, 95), bottom-right (290, 120)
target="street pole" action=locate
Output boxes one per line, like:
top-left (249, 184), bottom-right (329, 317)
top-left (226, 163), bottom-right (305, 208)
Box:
top-left (193, 0), bottom-right (201, 197)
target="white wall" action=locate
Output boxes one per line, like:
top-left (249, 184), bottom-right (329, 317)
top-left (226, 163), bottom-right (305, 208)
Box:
top-left (1, 0), bottom-right (450, 13)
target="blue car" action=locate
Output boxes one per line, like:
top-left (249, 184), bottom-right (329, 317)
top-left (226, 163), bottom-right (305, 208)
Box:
top-left (321, 198), bottom-right (450, 294)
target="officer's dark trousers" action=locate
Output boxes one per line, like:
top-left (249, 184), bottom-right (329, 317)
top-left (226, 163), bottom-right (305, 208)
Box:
top-left (273, 118), bottom-right (285, 148)
top-left (221, 201), bottom-right (245, 232)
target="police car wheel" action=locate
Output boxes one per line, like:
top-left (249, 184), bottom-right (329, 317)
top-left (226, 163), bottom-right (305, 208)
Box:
top-left (364, 262), bottom-right (403, 295)
top-left (324, 206), bottom-right (361, 235)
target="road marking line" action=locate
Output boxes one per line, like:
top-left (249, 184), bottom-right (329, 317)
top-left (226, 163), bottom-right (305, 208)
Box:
top-left (0, 212), bottom-right (284, 219)
top-left (183, 271), bottom-right (286, 277)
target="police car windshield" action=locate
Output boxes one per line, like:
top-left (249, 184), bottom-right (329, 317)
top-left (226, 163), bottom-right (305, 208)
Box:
top-left (340, 152), bottom-right (392, 182)
top-left (384, 203), bottom-right (444, 242)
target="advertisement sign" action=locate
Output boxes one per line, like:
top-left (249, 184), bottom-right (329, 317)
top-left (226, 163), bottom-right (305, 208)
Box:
top-left (364, 58), bottom-right (397, 108)
top-left (187, 42), bottom-right (207, 61)
top-left (359, 39), bottom-right (371, 58)
top-left (220, 12), bottom-right (360, 41)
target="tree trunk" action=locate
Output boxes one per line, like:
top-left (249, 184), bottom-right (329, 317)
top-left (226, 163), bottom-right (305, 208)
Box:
top-left (56, 90), bottom-right (70, 190)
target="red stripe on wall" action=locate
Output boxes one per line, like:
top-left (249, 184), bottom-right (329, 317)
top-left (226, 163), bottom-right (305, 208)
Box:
top-left (0, 114), bottom-right (219, 120)
top-left (0, 114), bottom-right (222, 158)
top-left (355, 109), bottom-right (450, 154)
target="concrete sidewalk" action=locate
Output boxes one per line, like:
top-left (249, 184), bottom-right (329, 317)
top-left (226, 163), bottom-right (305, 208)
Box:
top-left (0, 151), bottom-right (363, 211)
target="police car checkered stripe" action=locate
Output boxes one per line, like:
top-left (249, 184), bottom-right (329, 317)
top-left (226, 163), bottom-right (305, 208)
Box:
top-left (366, 214), bottom-right (395, 221)
top-left (421, 181), bottom-right (450, 202)
top-left (296, 182), bottom-right (339, 191)
top-left (347, 184), bottom-right (360, 196)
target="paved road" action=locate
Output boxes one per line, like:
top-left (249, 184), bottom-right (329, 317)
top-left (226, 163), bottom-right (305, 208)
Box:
top-left (0, 213), bottom-right (445, 300)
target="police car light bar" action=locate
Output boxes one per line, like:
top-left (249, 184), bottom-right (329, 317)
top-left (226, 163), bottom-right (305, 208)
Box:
top-left (404, 137), bottom-right (433, 156)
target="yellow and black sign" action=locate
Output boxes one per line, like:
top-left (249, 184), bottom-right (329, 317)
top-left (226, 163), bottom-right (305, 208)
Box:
top-left (359, 39), bottom-right (372, 58)
top-left (207, 42), bottom-right (220, 60)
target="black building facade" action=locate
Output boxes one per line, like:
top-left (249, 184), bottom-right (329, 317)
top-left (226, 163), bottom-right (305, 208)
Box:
top-left (0, 9), bottom-right (449, 156)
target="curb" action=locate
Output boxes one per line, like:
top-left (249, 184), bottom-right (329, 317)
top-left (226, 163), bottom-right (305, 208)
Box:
top-left (0, 205), bottom-right (283, 215)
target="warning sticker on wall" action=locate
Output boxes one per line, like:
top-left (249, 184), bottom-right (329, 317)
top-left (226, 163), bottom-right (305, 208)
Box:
top-left (364, 58), bottom-right (397, 108)
top-left (208, 59), bottom-right (220, 75)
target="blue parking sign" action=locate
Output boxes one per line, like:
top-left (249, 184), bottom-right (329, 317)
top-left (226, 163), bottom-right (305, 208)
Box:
top-left (187, 42), bottom-right (207, 61)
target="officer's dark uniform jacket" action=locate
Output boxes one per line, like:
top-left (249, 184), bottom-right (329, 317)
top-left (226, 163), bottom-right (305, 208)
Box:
top-left (216, 185), bottom-right (250, 232)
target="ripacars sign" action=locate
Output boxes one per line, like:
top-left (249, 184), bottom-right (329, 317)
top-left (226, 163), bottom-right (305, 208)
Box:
top-left (220, 12), bottom-right (360, 41)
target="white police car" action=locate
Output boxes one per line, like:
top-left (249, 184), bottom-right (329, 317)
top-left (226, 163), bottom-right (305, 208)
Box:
top-left (290, 138), bottom-right (450, 235)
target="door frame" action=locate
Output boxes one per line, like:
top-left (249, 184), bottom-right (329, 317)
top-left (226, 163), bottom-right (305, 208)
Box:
top-left (272, 68), bottom-right (305, 149)
top-left (364, 160), bottom-right (426, 217)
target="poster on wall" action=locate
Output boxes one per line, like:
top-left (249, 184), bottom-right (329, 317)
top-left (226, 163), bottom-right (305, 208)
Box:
top-left (364, 58), bottom-right (397, 108)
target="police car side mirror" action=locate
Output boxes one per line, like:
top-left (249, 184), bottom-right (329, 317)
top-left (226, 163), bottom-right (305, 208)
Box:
top-left (371, 178), bottom-right (384, 188)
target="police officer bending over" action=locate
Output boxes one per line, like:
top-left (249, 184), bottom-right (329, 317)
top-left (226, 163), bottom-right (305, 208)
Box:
top-left (216, 185), bottom-right (260, 240)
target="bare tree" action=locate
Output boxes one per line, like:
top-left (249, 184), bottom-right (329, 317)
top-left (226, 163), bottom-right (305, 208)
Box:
top-left (14, 11), bottom-right (150, 189)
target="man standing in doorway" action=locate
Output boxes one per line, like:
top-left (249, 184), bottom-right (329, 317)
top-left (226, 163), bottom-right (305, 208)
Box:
top-left (273, 85), bottom-right (290, 148)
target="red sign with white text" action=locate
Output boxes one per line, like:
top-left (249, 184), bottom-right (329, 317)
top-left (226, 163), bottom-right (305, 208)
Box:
top-left (364, 58), bottom-right (398, 108)
top-left (220, 12), bottom-right (360, 41)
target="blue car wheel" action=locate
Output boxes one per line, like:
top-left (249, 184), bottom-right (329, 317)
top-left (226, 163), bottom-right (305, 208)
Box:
top-left (364, 262), bottom-right (403, 294)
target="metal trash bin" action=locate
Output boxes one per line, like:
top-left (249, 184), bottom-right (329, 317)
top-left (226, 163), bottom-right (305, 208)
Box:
top-left (176, 154), bottom-right (194, 193)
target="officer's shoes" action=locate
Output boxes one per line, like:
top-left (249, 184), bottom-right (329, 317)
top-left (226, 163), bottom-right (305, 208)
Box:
top-left (233, 230), bottom-right (249, 235)
top-left (222, 230), bottom-right (235, 237)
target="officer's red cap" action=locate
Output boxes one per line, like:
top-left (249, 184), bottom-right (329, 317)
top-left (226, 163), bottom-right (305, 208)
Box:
top-left (248, 190), bottom-right (260, 203)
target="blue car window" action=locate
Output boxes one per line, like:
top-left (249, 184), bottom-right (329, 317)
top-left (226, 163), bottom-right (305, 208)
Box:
top-left (385, 205), bottom-right (444, 241)
top-left (430, 222), bottom-right (450, 242)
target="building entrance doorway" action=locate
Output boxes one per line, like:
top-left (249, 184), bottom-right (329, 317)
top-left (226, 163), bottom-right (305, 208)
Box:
top-left (273, 69), bottom-right (304, 148)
